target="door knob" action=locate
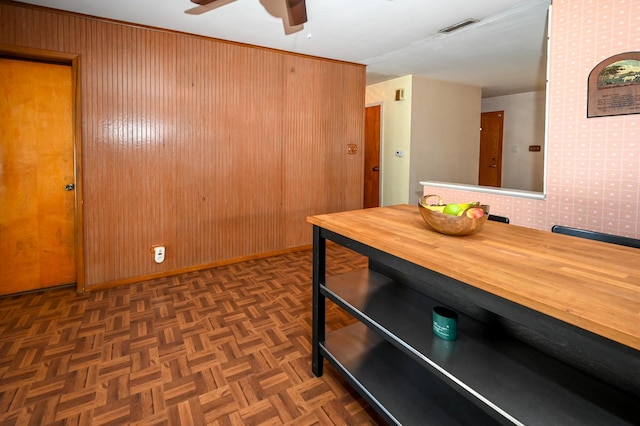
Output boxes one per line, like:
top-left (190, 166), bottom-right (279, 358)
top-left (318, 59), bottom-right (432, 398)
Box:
top-left (489, 165), bottom-right (497, 168)
top-left (372, 167), bottom-right (380, 172)
top-left (65, 183), bottom-right (75, 191)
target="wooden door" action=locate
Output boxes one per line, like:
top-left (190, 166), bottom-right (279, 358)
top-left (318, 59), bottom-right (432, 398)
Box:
top-left (363, 105), bottom-right (381, 208)
top-left (0, 58), bottom-right (76, 295)
top-left (478, 111), bottom-right (504, 187)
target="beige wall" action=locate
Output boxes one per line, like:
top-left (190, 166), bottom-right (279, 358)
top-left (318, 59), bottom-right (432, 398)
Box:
top-left (366, 75), bottom-right (481, 205)
top-left (482, 91), bottom-right (546, 192)
top-left (365, 75), bottom-right (413, 206)
top-left (410, 76), bottom-right (481, 200)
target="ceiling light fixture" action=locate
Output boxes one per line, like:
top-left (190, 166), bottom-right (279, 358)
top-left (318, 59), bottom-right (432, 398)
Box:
top-left (438, 18), bottom-right (480, 34)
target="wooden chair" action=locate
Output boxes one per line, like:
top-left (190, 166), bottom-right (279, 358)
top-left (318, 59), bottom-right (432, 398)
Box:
top-left (488, 214), bottom-right (510, 224)
top-left (551, 225), bottom-right (640, 249)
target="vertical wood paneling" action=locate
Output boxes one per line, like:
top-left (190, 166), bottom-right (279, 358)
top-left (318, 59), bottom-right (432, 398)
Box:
top-left (282, 55), bottom-right (330, 246)
top-left (282, 56), bottom-right (365, 246)
top-left (0, 1), bottom-right (365, 289)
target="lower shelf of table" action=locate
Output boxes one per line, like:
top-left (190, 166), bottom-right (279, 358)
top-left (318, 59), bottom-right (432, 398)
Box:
top-left (320, 323), bottom-right (501, 426)
top-left (320, 268), bottom-right (639, 426)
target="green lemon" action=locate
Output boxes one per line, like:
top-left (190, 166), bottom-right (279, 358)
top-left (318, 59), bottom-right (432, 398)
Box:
top-left (443, 203), bottom-right (464, 216)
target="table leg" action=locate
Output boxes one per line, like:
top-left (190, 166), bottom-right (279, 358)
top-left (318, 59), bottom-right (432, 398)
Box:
top-left (312, 225), bottom-right (326, 377)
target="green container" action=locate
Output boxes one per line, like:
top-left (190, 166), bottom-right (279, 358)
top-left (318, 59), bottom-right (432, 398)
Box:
top-left (432, 306), bottom-right (458, 340)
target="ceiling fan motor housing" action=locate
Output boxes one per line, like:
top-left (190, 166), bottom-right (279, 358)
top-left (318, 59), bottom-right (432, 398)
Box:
top-left (190, 0), bottom-right (307, 26)
top-left (286, 0), bottom-right (307, 26)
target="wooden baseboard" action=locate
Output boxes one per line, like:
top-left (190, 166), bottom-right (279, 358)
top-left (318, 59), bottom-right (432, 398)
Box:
top-left (83, 244), bottom-right (313, 293)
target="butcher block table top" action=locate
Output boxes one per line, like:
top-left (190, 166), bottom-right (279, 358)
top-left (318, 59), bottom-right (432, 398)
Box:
top-left (307, 204), bottom-right (640, 351)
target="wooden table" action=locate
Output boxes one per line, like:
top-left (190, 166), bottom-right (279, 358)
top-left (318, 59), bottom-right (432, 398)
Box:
top-left (308, 204), bottom-right (640, 351)
top-left (307, 204), bottom-right (639, 425)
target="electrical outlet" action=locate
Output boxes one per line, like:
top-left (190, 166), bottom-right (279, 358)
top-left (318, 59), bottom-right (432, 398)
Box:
top-left (152, 245), bottom-right (165, 263)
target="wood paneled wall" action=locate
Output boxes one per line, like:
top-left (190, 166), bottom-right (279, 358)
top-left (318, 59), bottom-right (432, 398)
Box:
top-left (0, 1), bottom-right (365, 290)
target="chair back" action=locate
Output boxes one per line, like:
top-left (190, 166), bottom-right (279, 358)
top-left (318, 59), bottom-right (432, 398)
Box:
top-left (488, 214), bottom-right (510, 224)
top-left (551, 225), bottom-right (640, 249)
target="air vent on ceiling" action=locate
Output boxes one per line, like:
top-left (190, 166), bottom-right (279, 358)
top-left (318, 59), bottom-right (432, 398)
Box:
top-left (438, 18), bottom-right (479, 34)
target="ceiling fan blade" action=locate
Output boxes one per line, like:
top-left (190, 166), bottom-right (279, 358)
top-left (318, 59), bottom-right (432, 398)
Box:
top-left (191, 0), bottom-right (219, 5)
top-left (286, 0), bottom-right (307, 26)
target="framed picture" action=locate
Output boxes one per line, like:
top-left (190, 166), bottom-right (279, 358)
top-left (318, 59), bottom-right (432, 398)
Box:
top-left (587, 51), bottom-right (640, 118)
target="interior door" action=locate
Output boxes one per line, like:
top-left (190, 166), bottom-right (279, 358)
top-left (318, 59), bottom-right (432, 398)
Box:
top-left (363, 105), bottom-right (381, 208)
top-left (0, 58), bottom-right (76, 296)
top-left (478, 111), bottom-right (504, 187)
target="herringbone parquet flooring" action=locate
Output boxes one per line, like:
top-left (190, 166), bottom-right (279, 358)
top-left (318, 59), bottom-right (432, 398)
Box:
top-left (0, 245), bottom-right (385, 425)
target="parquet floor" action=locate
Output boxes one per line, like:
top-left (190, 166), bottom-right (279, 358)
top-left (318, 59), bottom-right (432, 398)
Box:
top-left (0, 245), bottom-right (386, 425)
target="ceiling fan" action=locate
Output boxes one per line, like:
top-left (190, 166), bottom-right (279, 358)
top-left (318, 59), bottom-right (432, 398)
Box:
top-left (190, 0), bottom-right (308, 26)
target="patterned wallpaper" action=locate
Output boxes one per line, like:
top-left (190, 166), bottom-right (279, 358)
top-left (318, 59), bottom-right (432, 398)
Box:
top-left (424, 0), bottom-right (640, 238)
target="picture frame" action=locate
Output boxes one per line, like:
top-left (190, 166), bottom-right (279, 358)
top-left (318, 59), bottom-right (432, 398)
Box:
top-left (587, 51), bottom-right (640, 118)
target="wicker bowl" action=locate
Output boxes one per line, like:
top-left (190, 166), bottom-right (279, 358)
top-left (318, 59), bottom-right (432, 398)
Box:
top-left (418, 195), bottom-right (488, 236)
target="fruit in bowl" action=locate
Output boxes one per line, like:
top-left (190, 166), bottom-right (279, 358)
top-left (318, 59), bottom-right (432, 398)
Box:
top-left (442, 202), bottom-right (479, 216)
top-left (465, 207), bottom-right (485, 219)
top-left (418, 195), bottom-right (488, 236)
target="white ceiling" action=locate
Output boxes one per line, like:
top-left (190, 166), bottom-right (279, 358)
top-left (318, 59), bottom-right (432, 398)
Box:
top-left (18, 0), bottom-right (551, 97)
